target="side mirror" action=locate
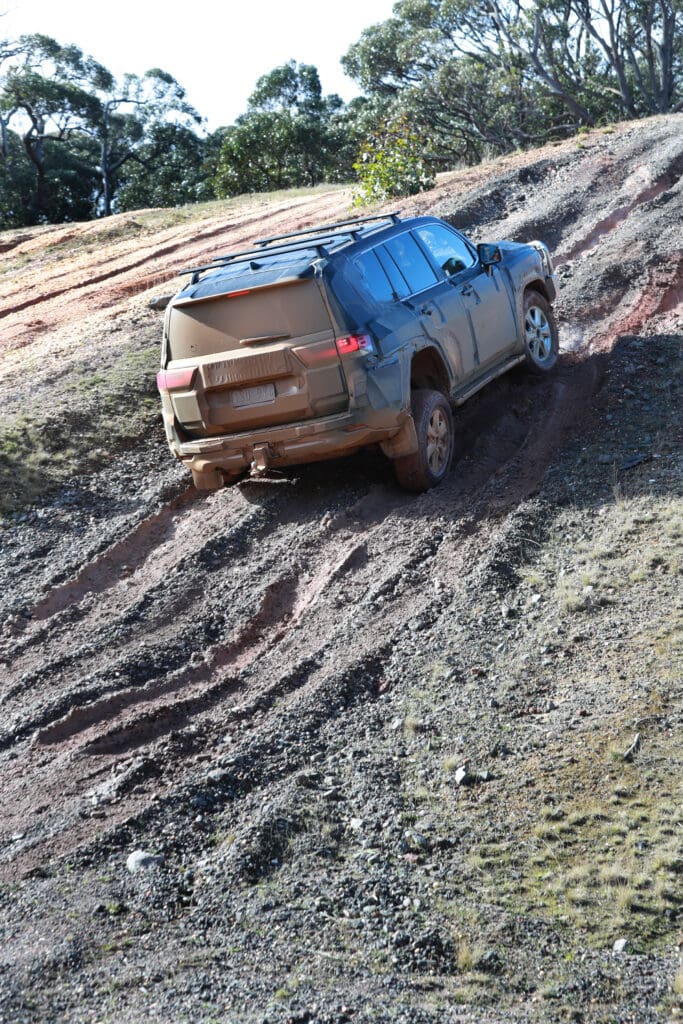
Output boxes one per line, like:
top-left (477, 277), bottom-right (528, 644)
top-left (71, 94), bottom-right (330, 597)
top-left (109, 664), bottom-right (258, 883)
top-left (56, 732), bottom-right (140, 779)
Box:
top-left (477, 243), bottom-right (502, 272)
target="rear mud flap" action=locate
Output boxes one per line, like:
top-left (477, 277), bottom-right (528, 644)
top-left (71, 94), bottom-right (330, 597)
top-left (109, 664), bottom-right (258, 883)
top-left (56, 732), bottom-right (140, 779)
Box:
top-left (380, 416), bottom-right (419, 459)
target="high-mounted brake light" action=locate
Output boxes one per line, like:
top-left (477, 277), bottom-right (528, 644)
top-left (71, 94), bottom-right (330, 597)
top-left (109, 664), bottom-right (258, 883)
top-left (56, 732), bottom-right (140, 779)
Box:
top-left (335, 334), bottom-right (375, 356)
top-left (156, 367), bottom-right (197, 392)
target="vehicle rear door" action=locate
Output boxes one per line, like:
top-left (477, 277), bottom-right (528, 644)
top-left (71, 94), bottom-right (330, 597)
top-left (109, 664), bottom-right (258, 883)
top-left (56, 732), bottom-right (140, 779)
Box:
top-left (377, 232), bottom-right (477, 383)
top-left (165, 276), bottom-right (347, 437)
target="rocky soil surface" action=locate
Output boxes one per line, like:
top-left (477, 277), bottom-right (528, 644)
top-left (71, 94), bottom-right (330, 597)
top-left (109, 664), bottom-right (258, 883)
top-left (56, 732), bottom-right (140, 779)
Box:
top-left (0, 115), bottom-right (681, 1024)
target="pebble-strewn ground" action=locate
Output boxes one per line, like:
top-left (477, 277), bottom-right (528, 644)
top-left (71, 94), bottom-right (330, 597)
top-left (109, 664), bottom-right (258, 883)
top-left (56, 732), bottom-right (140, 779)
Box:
top-left (0, 115), bottom-right (681, 1023)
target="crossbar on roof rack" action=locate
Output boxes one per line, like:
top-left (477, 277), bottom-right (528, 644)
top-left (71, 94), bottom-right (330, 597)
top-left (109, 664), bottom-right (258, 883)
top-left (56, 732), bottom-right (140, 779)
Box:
top-left (177, 235), bottom-right (347, 279)
top-left (254, 211), bottom-right (400, 248)
top-left (176, 211), bottom-right (402, 282)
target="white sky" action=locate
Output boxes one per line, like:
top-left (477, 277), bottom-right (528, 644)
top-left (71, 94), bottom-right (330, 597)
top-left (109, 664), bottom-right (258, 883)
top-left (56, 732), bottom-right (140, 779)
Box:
top-left (2, 0), bottom-right (397, 130)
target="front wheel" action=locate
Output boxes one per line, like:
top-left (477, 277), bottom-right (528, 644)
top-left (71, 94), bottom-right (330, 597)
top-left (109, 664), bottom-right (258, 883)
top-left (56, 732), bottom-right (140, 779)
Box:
top-left (523, 290), bottom-right (559, 373)
top-left (392, 389), bottom-right (454, 493)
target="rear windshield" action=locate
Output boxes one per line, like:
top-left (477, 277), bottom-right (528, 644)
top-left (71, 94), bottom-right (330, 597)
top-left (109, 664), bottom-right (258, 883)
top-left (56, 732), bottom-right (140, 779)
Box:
top-left (169, 279), bottom-right (333, 360)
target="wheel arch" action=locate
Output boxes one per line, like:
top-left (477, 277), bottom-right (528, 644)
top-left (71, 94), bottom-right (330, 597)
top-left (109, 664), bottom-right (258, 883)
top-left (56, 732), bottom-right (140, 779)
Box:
top-left (524, 279), bottom-right (551, 303)
top-left (410, 345), bottom-right (451, 397)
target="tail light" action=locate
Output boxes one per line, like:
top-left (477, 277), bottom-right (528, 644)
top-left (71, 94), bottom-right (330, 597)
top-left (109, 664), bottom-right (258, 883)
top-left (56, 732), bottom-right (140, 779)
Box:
top-left (156, 367), bottom-right (197, 393)
top-left (335, 334), bottom-right (375, 356)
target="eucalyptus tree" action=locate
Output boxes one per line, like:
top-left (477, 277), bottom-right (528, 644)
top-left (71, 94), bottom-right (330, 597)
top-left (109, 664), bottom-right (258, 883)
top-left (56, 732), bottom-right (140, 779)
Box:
top-left (81, 67), bottom-right (202, 215)
top-left (342, 0), bottom-right (682, 164)
top-left (214, 61), bottom-right (349, 196)
top-left (0, 34), bottom-right (102, 220)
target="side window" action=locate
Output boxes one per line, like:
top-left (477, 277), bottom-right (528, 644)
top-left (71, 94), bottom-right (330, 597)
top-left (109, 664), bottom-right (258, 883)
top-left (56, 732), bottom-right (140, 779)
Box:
top-left (383, 232), bottom-right (439, 295)
top-left (376, 247), bottom-right (410, 299)
top-left (353, 250), bottom-right (395, 303)
top-left (415, 224), bottom-right (477, 277)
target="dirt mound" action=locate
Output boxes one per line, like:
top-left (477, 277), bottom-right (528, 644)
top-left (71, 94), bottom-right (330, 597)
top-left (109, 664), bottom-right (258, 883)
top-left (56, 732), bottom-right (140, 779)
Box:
top-left (0, 116), bottom-right (681, 1023)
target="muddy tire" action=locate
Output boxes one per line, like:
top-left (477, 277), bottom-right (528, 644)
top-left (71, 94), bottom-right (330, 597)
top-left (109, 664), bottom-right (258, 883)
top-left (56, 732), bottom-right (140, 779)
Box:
top-left (523, 290), bottom-right (559, 373)
top-left (392, 389), bottom-right (454, 492)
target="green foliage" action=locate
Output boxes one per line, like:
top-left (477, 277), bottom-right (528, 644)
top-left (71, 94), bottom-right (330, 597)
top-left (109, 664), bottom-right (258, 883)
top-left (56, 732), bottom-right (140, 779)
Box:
top-left (213, 61), bottom-right (353, 199)
top-left (0, 33), bottom-right (203, 226)
top-left (353, 115), bottom-right (435, 206)
top-left (115, 123), bottom-right (215, 210)
top-left (342, 0), bottom-right (683, 162)
top-left (1, 2), bottom-right (681, 226)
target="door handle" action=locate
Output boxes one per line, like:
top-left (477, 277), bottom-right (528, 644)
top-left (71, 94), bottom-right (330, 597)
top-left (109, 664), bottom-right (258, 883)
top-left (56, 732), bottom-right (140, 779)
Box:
top-left (420, 304), bottom-right (433, 316)
top-left (460, 284), bottom-right (474, 297)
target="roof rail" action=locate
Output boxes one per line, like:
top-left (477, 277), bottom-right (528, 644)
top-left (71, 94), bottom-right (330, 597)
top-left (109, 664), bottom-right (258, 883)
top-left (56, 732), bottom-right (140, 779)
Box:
top-left (254, 211), bottom-right (401, 248)
top-left (178, 235), bottom-right (345, 280)
top-left (176, 211), bottom-right (402, 281)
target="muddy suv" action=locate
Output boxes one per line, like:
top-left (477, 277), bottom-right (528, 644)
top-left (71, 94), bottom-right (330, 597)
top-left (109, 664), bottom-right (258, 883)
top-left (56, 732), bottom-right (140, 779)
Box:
top-left (158, 212), bottom-right (558, 491)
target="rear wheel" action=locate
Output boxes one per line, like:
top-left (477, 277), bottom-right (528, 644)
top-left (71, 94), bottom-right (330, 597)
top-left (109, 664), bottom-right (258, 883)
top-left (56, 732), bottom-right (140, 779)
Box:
top-left (523, 290), bottom-right (558, 373)
top-left (392, 388), bottom-right (454, 492)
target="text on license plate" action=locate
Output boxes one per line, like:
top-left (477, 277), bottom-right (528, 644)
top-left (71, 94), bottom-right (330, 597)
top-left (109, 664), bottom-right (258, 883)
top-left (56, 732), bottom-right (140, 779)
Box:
top-left (232, 383), bottom-right (276, 408)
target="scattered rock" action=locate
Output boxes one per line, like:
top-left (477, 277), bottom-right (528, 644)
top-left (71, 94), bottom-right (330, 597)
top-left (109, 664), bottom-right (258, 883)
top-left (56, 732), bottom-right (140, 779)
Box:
top-left (476, 949), bottom-right (503, 973)
top-left (613, 937), bottom-right (632, 954)
top-left (454, 765), bottom-right (492, 786)
top-left (620, 453), bottom-right (652, 471)
top-left (126, 850), bottom-right (163, 874)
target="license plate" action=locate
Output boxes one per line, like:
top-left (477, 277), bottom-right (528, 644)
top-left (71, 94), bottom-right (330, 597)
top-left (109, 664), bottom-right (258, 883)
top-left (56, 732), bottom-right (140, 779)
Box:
top-left (232, 383), bottom-right (276, 408)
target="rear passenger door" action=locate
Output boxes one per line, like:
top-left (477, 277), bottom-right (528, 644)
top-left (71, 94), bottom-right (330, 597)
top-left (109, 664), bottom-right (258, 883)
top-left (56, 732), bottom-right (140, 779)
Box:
top-left (377, 232), bottom-right (477, 383)
top-left (413, 224), bottom-right (518, 370)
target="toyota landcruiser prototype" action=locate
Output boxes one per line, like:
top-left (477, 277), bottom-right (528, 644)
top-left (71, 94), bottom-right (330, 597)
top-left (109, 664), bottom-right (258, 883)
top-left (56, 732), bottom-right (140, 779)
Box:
top-left (158, 212), bottom-right (558, 492)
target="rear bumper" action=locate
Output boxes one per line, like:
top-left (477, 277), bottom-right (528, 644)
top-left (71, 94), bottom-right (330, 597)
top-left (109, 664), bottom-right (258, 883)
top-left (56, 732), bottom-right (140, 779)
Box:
top-left (170, 408), bottom-right (405, 476)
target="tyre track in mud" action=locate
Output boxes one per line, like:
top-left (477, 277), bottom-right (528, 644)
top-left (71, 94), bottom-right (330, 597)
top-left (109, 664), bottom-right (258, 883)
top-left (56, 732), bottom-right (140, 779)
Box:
top-left (1, 117), bottom-right (681, 882)
top-left (0, 191), bottom-right (353, 351)
top-left (0, 364), bottom-right (603, 878)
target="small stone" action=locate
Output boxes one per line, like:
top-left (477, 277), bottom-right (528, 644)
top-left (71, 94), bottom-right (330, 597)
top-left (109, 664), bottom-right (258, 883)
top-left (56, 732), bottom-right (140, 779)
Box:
top-left (207, 768), bottom-right (229, 783)
top-left (349, 817), bottom-right (364, 831)
top-left (612, 937), bottom-right (631, 954)
top-left (126, 850), bottom-right (163, 874)
top-left (454, 766), bottom-right (471, 786)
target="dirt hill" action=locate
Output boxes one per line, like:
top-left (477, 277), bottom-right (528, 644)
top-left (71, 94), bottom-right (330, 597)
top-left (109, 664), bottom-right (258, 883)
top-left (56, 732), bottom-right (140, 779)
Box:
top-left (0, 115), bottom-right (681, 1024)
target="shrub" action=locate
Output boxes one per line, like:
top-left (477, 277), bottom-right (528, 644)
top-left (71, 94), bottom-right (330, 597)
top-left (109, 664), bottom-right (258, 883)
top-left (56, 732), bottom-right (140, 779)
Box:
top-left (353, 114), bottom-right (435, 206)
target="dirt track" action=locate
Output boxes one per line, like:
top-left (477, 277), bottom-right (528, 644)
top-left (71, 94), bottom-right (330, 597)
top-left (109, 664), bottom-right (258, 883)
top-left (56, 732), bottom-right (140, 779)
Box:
top-left (0, 116), bottom-right (681, 1023)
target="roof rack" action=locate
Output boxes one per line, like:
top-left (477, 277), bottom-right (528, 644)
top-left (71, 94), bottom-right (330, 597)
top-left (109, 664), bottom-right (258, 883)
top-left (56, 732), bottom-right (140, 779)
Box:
top-left (178, 234), bottom-right (351, 281)
top-left (254, 211), bottom-right (401, 247)
top-left (176, 211), bottom-right (402, 281)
